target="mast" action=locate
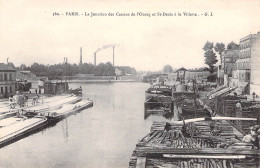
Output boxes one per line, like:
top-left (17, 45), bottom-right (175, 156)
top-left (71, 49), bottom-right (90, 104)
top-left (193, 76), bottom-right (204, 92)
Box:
top-left (64, 57), bottom-right (68, 94)
top-left (193, 79), bottom-right (197, 117)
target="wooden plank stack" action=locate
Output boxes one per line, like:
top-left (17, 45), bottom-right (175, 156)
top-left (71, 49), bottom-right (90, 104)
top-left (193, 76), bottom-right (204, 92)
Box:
top-left (129, 120), bottom-right (260, 168)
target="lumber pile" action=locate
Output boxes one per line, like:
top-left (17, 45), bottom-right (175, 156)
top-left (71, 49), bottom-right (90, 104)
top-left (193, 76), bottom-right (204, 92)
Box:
top-left (130, 120), bottom-right (260, 168)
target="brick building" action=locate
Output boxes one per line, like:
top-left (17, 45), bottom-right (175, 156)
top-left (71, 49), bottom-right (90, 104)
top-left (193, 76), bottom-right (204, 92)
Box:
top-left (0, 63), bottom-right (16, 98)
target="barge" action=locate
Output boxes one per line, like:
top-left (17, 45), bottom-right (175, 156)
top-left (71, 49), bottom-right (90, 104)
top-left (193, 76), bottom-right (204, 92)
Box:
top-left (45, 100), bottom-right (93, 121)
top-left (0, 116), bottom-right (47, 148)
top-left (21, 95), bottom-right (82, 117)
top-left (144, 84), bottom-right (174, 119)
top-left (145, 84), bottom-right (173, 101)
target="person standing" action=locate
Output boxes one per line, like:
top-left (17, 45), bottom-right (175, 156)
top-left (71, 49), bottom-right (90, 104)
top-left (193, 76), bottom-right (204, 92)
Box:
top-left (243, 126), bottom-right (259, 149)
top-left (9, 94), bottom-right (15, 109)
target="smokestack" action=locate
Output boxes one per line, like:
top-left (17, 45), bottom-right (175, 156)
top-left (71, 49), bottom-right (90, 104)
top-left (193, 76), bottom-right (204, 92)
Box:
top-left (113, 46), bottom-right (115, 66)
top-left (94, 52), bottom-right (96, 66)
top-left (80, 47), bottom-right (82, 64)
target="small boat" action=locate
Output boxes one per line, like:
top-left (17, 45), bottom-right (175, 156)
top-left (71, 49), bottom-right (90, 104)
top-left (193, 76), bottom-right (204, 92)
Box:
top-left (69, 87), bottom-right (82, 95)
top-left (44, 100), bottom-right (93, 120)
top-left (0, 116), bottom-right (47, 147)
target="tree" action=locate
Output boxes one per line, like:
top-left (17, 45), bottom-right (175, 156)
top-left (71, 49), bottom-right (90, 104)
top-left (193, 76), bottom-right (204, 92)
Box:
top-left (94, 62), bottom-right (115, 76)
top-left (19, 64), bottom-right (30, 70)
top-left (163, 65), bottom-right (173, 73)
top-left (203, 41), bottom-right (218, 73)
top-left (115, 66), bottom-right (137, 75)
top-left (227, 41), bottom-right (239, 51)
top-left (214, 43), bottom-right (225, 62)
top-left (203, 41), bottom-right (214, 51)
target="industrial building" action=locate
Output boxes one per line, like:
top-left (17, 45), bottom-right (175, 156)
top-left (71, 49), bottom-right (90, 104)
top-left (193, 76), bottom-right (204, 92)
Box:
top-left (218, 31), bottom-right (260, 97)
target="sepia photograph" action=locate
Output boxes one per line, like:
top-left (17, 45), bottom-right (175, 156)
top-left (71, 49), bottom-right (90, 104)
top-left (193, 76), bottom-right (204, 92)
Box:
top-left (0, 0), bottom-right (260, 167)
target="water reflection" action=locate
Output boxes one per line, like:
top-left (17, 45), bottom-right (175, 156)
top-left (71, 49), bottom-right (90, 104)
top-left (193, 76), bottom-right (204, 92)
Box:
top-left (0, 82), bottom-right (167, 168)
top-left (61, 119), bottom-right (69, 140)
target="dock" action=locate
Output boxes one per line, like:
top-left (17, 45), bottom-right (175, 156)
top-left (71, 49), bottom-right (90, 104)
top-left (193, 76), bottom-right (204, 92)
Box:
top-left (0, 94), bottom-right (93, 148)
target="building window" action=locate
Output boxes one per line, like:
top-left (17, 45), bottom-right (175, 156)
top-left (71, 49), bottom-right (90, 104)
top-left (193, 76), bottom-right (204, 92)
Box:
top-left (0, 73), bottom-right (2, 81)
top-left (4, 73), bottom-right (7, 81)
top-left (245, 72), bottom-right (250, 81)
top-left (9, 73), bottom-right (12, 81)
top-left (0, 87), bottom-right (3, 94)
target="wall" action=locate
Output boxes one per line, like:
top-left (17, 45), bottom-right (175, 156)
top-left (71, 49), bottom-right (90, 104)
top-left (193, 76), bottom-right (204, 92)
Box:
top-left (250, 33), bottom-right (260, 96)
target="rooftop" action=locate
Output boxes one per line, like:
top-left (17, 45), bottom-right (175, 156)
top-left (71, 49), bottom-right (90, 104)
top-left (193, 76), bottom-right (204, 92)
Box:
top-left (175, 67), bottom-right (187, 72)
top-left (0, 63), bottom-right (16, 72)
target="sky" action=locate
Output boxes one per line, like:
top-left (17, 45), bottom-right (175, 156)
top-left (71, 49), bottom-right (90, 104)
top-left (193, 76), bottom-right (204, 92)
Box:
top-left (0, 0), bottom-right (260, 71)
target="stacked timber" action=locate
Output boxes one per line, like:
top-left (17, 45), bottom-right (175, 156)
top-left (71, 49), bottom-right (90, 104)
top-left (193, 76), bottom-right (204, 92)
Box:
top-left (143, 158), bottom-right (258, 168)
top-left (130, 120), bottom-right (260, 168)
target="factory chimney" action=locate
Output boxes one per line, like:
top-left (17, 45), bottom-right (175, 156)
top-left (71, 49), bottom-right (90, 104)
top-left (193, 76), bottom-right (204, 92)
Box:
top-left (80, 47), bottom-right (82, 64)
top-left (113, 46), bottom-right (115, 66)
top-left (94, 52), bottom-right (96, 66)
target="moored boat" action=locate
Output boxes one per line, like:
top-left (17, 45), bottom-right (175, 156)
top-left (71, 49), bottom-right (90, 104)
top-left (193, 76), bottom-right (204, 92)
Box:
top-left (0, 115), bottom-right (27, 128)
top-left (44, 100), bottom-right (93, 120)
top-left (21, 95), bottom-right (82, 117)
top-left (145, 84), bottom-right (173, 101)
top-left (0, 95), bottom-right (74, 119)
top-left (69, 87), bottom-right (82, 95)
top-left (0, 116), bottom-right (47, 148)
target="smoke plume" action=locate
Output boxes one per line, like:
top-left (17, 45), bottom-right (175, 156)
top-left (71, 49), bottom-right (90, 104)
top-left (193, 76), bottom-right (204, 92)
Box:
top-left (95, 44), bottom-right (119, 53)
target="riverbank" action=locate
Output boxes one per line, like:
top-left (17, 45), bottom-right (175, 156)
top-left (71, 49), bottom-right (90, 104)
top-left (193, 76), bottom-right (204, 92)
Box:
top-left (27, 79), bottom-right (140, 88)
top-left (129, 84), bottom-right (260, 167)
top-left (67, 79), bottom-right (139, 83)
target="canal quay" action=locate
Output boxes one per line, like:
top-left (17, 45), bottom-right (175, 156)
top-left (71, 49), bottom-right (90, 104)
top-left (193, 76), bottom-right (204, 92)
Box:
top-left (129, 73), bottom-right (260, 167)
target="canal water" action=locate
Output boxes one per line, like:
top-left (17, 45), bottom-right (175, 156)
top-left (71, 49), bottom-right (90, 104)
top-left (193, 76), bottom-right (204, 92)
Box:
top-left (0, 82), bottom-right (169, 168)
